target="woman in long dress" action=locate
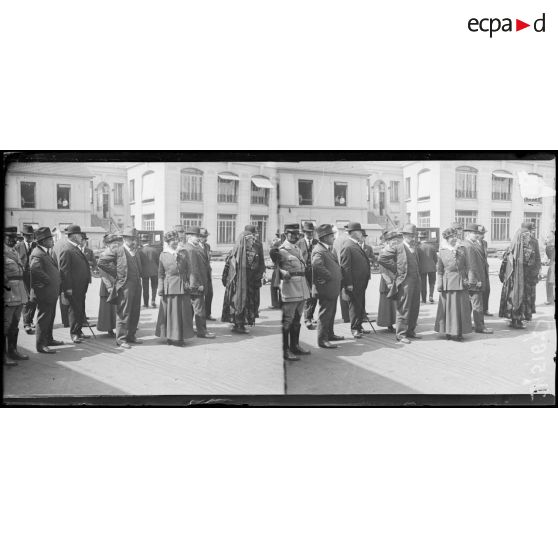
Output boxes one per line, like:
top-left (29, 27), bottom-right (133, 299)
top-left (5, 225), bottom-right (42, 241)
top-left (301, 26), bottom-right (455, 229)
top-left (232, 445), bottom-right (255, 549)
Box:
top-left (155, 231), bottom-right (194, 346)
top-left (96, 233), bottom-right (122, 337)
top-left (434, 227), bottom-right (472, 341)
top-left (377, 230), bottom-right (399, 332)
top-left (221, 230), bottom-right (261, 333)
top-left (499, 222), bottom-right (541, 328)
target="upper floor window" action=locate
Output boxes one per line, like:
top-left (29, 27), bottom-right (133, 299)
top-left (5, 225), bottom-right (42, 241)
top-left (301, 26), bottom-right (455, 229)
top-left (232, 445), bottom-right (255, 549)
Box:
top-left (113, 183), bottom-right (124, 205)
top-left (57, 184), bottom-right (71, 209)
top-left (251, 179), bottom-right (269, 205)
top-left (20, 181), bottom-right (36, 208)
top-left (389, 180), bottom-right (400, 203)
top-left (129, 179), bottom-right (135, 202)
top-left (334, 182), bottom-right (347, 206)
top-left (455, 166), bottom-right (478, 199)
top-left (181, 168), bottom-right (203, 202)
top-left (417, 169), bottom-right (431, 200)
top-left (417, 210), bottom-right (430, 228)
top-left (217, 172), bottom-right (239, 203)
top-left (405, 177), bottom-right (411, 199)
top-left (298, 179), bottom-right (313, 205)
top-left (492, 170), bottom-right (513, 201)
top-left (524, 173), bottom-right (543, 203)
top-left (142, 171), bottom-right (155, 202)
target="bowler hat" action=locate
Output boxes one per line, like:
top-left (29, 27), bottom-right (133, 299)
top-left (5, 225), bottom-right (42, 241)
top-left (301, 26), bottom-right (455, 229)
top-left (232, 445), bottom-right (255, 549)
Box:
top-left (185, 225), bottom-right (201, 235)
top-left (5, 226), bottom-right (18, 236)
top-left (316, 224), bottom-right (335, 238)
top-left (200, 228), bottom-right (209, 237)
top-left (284, 223), bottom-right (300, 233)
top-left (402, 223), bottom-right (417, 235)
top-left (122, 226), bottom-right (138, 238)
top-left (346, 221), bottom-right (364, 233)
top-left (244, 225), bottom-right (258, 234)
top-left (463, 223), bottom-right (480, 233)
top-left (22, 224), bottom-right (34, 235)
top-left (65, 224), bottom-right (82, 235)
top-left (36, 227), bottom-right (53, 242)
top-left (302, 221), bottom-right (315, 232)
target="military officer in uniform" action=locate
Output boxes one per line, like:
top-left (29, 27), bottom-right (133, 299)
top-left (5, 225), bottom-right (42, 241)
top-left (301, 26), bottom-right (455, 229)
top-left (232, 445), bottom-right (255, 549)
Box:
top-left (278, 223), bottom-right (311, 361)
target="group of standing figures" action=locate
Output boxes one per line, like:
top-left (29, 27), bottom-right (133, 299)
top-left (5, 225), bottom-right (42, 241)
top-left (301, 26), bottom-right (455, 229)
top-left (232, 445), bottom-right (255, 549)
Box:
top-left (268, 220), bottom-right (555, 361)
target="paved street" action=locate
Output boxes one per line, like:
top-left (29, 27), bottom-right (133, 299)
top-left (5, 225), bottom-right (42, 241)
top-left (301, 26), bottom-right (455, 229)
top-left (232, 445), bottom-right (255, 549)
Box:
top-left (4, 261), bottom-right (284, 397)
top-left (287, 259), bottom-right (556, 395)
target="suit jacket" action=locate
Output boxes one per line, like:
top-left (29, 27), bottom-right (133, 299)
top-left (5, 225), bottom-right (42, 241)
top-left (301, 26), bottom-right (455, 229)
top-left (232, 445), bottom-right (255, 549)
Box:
top-left (29, 246), bottom-right (61, 303)
top-left (183, 242), bottom-right (208, 290)
top-left (139, 244), bottom-right (160, 277)
top-left (158, 251), bottom-right (190, 295)
top-left (417, 242), bottom-right (438, 273)
top-left (269, 243), bottom-right (281, 288)
top-left (436, 247), bottom-right (467, 291)
top-left (15, 240), bottom-right (36, 272)
top-left (200, 242), bottom-right (212, 278)
top-left (57, 239), bottom-right (92, 293)
top-left (339, 237), bottom-right (371, 289)
top-left (97, 245), bottom-right (142, 302)
top-left (278, 241), bottom-right (310, 302)
top-left (462, 239), bottom-right (485, 291)
top-left (252, 240), bottom-right (266, 281)
top-left (311, 242), bottom-right (342, 299)
top-left (378, 243), bottom-right (420, 293)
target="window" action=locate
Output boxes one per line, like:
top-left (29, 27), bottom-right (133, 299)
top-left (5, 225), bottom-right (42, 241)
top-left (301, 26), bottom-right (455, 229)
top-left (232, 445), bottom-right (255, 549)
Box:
top-left (217, 175), bottom-right (238, 203)
top-left (251, 180), bottom-right (269, 205)
top-left (142, 213), bottom-right (155, 231)
top-left (181, 212), bottom-right (203, 229)
top-left (131, 215), bottom-right (135, 228)
top-left (250, 215), bottom-right (268, 242)
top-left (57, 184), bottom-right (71, 209)
top-left (455, 166), bottom-right (478, 199)
top-left (491, 211), bottom-right (511, 241)
top-left (524, 212), bottom-right (541, 238)
top-left (333, 182), bottom-right (347, 206)
top-left (455, 210), bottom-right (478, 229)
top-left (406, 212), bottom-right (411, 224)
top-left (113, 183), bottom-right (123, 205)
top-left (417, 211), bottom-right (430, 228)
top-left (142, 171), bottom-right (155, 202)
top-left (217, 214), bottom-right (236, 244)
top-left (405, 177), bottom-right (411, 199)
top-left (20, 181), bottom-right (36, 208)
top-left (389, 180), bottom-right (400, 203)
top-left (181, 168), bottom-right (203, 202)
top-left (129, 179), bottom-right (135, 202)
top-left (492, 171), bottom-right (513, 201)
top-left (298, 179), bottom-right (313, 205)
top-left (417, 169), bottom-right (431, 200)
top-left (89, 181), bottom-right (94, 205)
top-left (524, 173), bottom-right (543, 203)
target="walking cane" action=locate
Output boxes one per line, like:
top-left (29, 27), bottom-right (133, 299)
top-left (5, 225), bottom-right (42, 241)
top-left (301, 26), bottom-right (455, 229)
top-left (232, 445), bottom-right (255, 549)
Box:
top-left (83, 317), bottom-right (97, 339)
top-left (364, 313), bottom-right (377, 334)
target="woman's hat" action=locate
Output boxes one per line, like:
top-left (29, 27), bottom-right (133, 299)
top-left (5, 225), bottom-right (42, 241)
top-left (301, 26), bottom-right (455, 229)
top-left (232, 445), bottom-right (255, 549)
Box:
top-left (164, 230), bottom-right (179, 243)
top-left (384, 230), bottom-right (403, 241)
top-left (442, 227), bottom-right (458, 239)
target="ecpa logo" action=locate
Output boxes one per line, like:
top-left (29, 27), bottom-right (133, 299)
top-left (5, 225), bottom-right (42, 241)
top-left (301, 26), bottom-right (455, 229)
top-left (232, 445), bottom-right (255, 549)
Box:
top-left (468, 13), bottom-right (546, 37)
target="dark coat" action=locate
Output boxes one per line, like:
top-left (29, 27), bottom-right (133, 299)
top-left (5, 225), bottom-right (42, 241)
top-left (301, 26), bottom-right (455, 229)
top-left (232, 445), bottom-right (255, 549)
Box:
top-left (158, 251), bottom-right (190, 296)
top-left (436, 247), bottom-right (468, 291)
top-left (15, 240), bottom-right (36, 271)
top-left (339, 237), bottom-right (371, 289)
top-left (417, 242), bottom-right (438, 273)
top-left (29, 246), bottom-right (61, 303)
top-left (97, 245), bottom-right (143, 301)
top-left (462, 239), bottom-right (486, 291)
top-left (139, 244), bottom-right (160, 278)
top-left (311, 242), bottom-right (342, 299)
top-left (183, 242), bottom-right (208, 290)
top-left (378, 242), bottom-right (420, 290)
top-left (57, 239), bottom-right (92, 293)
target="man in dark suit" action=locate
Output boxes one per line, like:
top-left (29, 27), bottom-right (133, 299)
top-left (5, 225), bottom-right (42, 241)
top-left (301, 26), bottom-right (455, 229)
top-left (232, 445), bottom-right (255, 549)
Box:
top-left (417, 231), bottom-right (438, 304)
top-left (463, 224), bottom-right (493, 334)
top-left (29, 227), bottom-right (64, 354)
top-left (199, 228), bottom-right (215, 320)
top-left (57, 224), bottom-right (92, 343)
top-left (183, 226), bottom-right (215, 339)
top-left (268, 231), bottom-right (282, 309)
top-left (477, 225), bottom-right (492, 316)
top-left (312, 224), bottom-right (344, 349)
top-left (333, 225), bottom-right (350, 323)
top-left (52, 232), bottom-right (70, 327)
top-left (296, 222), bottom-right (318, 329)
top-left (378, 224), bottom-right (422, 344)
top-left (15, 224), bottom-right (37, 334)
top-left (98, 226), bottom-right (144, 349)
top-left (139, 234), bottom-right (160, 308)
top-left (339, 222), bottom-right (371, 339)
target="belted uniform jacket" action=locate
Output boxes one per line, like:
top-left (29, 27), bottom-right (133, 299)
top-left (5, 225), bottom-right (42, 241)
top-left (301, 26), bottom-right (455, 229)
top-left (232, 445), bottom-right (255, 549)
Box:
top-left (278, 241), bottom-right (310, 302)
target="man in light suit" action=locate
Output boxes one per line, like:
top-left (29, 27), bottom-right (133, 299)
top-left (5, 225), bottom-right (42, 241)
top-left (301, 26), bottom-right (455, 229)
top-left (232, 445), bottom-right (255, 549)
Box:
top-left (312, 224), bottom-right (344, 349)
top-left (15, 224), bottom-right (37, 334)
top-left (29, 227), bottom-right (64, 353)
top-left (378, 223), bottom-right (422, 344)
top-left (278, 223), bottom-right (311, 361)
top-left (296, 221), bottom-right (318, 329)
top-left (463, 223), bottom-right (493, 334)
top-left (339, 222), bottom-right (371, 339)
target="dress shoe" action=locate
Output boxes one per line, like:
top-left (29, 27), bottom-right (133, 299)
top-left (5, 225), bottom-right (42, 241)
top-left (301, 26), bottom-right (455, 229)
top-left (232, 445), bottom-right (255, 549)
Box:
top-left (4, 356), bottom-right (18, 365)
top-left (291, 345), bottom-right (311, 355)
top-left (71, 335), bottom-right (82, 344)
top-left (445, 334), bottom-right (452, 340)
top-left (319, 341), bottom-right (338, 349)
top-left (397, 336), bottom-right (411, 344)
top-left (475, 327), bottom-right (494, 334)
top-left (24, 325), bottom-right (35, 334)
top-left (151, 301), bottom-right (157, 308)
top-left (48, 339), bottom-right (64, 346)
top-left (407, 333), bottom-right (422, 339)
top-left (283, 350), bottom-right (300, 361)
top-left (128, 338), bottom-right (143, 344)
top-left (107, 330), bottom-right (116, 337)
top-left (207, 316), bottom-right (216, 321)
top-left (305, 322), bottom-right (316, 330)
top-left (143, 304), bottom-right (149, 308)
top-left (117, 341), bottom-right (131, 349)
top-left (197, 332), bottom-right (216, 339)
top-left (37, 346), bottom-right (56, 354)
top-left (78, 333), bottom-right (91, 340)
top-left (387, 326), bottom-right (395, 333)
top-left (352, 331), bottom-right (362, 339)
top-left (429, 298), bottom-right (435, 304)
top-left (359, 329), bottom-right (371, 335)
top-left (483, 312), bottom-right (494, 317)
top-left (328, 335), bottom-right (344, 341)
top-left (455, 336), bottom-right (464, 342)
top-left (8, 349), bottom-right (29, 360)
top-left (232, 325), bottom-right (249, 333)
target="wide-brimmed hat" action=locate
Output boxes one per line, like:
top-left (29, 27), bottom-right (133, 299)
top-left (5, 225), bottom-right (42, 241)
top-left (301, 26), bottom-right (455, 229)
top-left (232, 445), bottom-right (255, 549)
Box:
top-left (185, 225), bottom-right (201, 235)
top-left (22, 224), bottom-right (35, 235)
top-left (284, 223), bottom-right (300, 233)
top-left (104, 233), bottom-right (122, 244)
top-left (302, 221), bottom-right (315, 232)
top-left (442, 227), bottom-right (458, 239)
top-left (402, 223), bottom-right (417, 235)
top-left (65, 224), bottom-right (82, 235)
top-left (122, 226), bottom-right (138, 238)
top-left (316, 224), bottom-right (335, 238)
top-left (5, 226), bottom-right (18, 237)
top-left (35, 227), bottom-right (54, 242)
top-left (384, 230), bottom-right (403, 241)
top-left (164, 231), bottom-right (179, 243)
top-left (346, 222), bottom-right (364, 233)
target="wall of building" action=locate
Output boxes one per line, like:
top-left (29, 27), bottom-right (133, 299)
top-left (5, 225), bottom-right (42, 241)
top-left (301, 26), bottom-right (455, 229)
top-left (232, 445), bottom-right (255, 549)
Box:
top-left (89, 164), bottom-right (131, 229)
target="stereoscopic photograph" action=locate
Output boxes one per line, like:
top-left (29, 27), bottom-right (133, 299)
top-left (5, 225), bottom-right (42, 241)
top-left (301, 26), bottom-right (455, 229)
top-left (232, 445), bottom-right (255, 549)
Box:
top-left (2, 153), bottom-right (556, 405)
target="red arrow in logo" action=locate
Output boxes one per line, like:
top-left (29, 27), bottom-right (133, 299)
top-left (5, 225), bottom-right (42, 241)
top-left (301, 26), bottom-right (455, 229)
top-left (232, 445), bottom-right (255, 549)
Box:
top-left (516, 19), bottom-right (530, 31)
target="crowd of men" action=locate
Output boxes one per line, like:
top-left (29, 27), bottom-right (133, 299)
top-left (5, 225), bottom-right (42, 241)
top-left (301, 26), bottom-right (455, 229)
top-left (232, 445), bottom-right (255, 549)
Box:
top-left (271, 220), bottom-right (554, 361)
